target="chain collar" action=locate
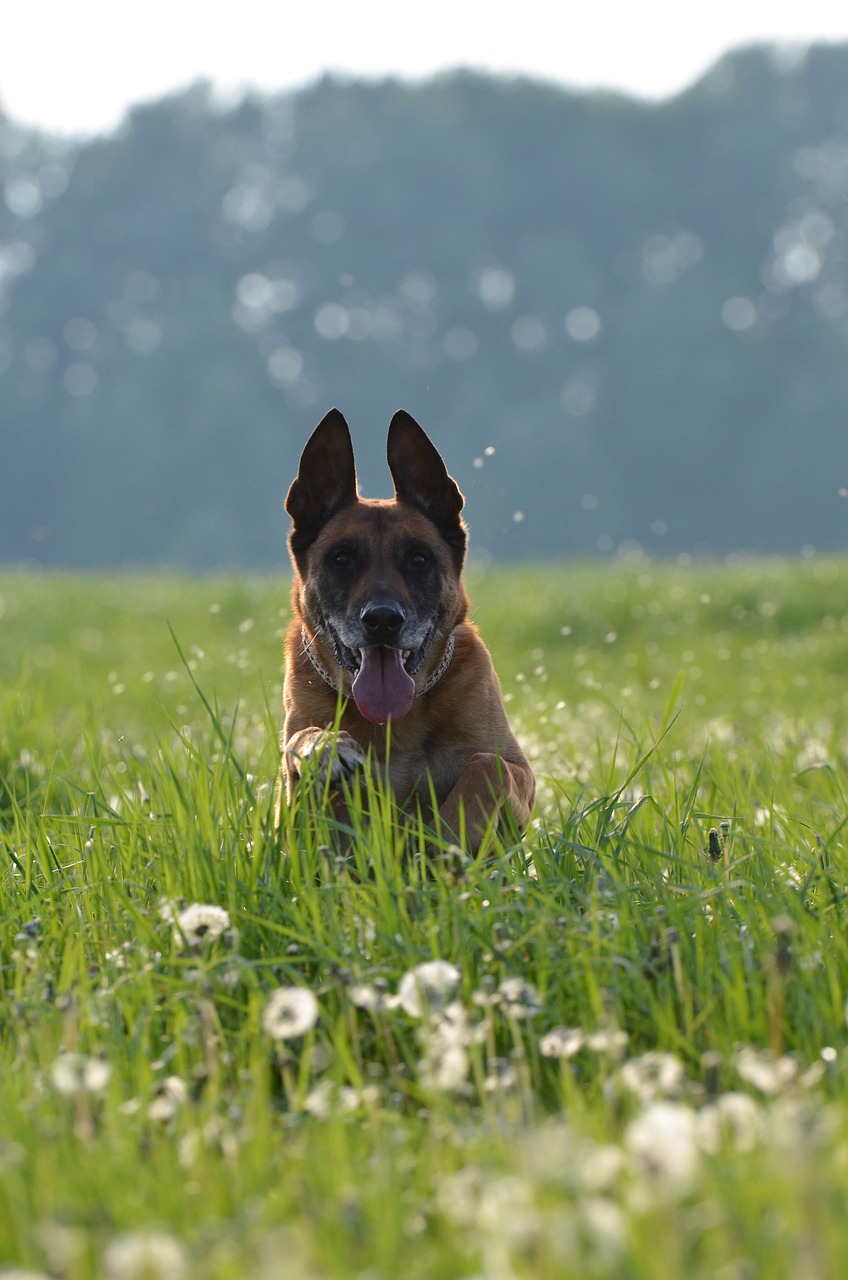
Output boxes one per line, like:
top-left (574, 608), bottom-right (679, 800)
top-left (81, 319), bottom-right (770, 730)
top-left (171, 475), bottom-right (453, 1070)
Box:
top-left (300, 627), bottom-right (456, 700)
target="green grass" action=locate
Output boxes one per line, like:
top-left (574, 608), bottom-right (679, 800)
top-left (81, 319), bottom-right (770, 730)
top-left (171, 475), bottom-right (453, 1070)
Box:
top-left (1, 559), bottom-right (848, 1278)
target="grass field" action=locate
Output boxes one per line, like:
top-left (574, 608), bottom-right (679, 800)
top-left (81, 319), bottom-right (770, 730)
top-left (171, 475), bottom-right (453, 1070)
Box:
top-left (2, 559), bottom-right (848, 1279)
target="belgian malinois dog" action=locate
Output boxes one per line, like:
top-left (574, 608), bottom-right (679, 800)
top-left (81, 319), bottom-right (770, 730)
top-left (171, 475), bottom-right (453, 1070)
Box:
top-left (279, 408), bottom-right (535, 851)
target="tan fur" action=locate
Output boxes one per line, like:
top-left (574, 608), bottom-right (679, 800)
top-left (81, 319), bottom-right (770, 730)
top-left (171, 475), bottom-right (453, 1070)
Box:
top-left (279, 410), bottom-right (535, 851)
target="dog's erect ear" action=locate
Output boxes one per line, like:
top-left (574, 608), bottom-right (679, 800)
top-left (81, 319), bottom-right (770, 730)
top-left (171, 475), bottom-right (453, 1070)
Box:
top-left (286, 409), bottom-right (357, 545)
top-left (387, 410), bottom-right (466, 562)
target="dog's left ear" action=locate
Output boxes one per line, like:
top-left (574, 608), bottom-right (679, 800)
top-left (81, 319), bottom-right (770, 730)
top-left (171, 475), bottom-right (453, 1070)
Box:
top-left (387, 410), bottom-right (466, 563)
top-left (286, 408), bottom-right (358, 557)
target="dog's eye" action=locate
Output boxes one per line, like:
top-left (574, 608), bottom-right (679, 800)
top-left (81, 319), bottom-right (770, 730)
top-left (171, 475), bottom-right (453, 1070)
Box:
top-left (329, 546), bottom-right (355, 569)
top-left (407, 549), bottom-right (432, 570)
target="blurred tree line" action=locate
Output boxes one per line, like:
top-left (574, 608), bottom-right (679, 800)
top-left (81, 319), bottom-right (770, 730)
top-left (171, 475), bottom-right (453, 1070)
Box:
top-left (1, 43), bottom-right (847, 570)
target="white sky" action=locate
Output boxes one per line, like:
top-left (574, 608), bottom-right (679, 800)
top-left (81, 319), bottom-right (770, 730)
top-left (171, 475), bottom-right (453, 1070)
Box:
top-left (3, 0), bottom-right (848, 137)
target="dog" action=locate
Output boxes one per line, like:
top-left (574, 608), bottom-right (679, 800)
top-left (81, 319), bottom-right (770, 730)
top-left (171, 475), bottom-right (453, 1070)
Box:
top-left (279, 408), bottom-right (535, 851)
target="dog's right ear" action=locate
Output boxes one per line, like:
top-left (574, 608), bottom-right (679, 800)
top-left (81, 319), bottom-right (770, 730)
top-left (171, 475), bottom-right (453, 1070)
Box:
top-left (286, 409), bottom-right (357, 548)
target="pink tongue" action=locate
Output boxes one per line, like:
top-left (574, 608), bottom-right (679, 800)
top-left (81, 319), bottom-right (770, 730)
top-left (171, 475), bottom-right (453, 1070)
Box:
top-left (352, 647), bottom-right (415, 723)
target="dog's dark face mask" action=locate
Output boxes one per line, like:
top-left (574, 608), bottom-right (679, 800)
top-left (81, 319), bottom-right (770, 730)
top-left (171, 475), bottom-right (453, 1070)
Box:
top-left (286, 409), bottom-right (468, 723)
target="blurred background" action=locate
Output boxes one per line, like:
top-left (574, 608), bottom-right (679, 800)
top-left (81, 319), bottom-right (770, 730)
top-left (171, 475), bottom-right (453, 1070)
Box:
top-left (2, 1), bottom-right (847, 571)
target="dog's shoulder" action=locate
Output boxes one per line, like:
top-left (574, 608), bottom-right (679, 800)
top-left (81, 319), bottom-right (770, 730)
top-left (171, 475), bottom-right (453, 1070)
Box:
top-left (424, 622), bottom-right (526, 759)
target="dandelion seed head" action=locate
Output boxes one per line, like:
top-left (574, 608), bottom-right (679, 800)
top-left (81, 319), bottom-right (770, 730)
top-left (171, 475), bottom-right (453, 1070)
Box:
top-left (174, 903), bottom-right (230, 948)
top-left (697, 1091), bottom-right (763, 1154)
top-left (496, 976), bottom-right (542, 1019)
top-left (734, 1046), bottom-right (798, 1095)
top-left (580, 1196), bottom-right (627, 1263)
top-left (262, 986), bottom-right (319, 1040)
top-left (617, 1051), bottom-right (685, 1102)
top-left (418, 1042), bottom-right (469, 1092)
top-left (436, 1165), bottom-right (487, 1226)
top-left (304, 1080), bottom-right (366, 1119)
top-left (349, 983), bottom-right (395, 1012)
top-left (586, 1027), bottom-right (629, 1056)
top-left (485, 1057), bottom-right (519, 1092)
top-left (50, 1053), bottom-right (111, 1097)
top-left (625, 1101), bottom-right (700, 1197)
top-left (427, 1000), bottom-right (474, 1047)
top-left (147, 1076), bottom-right (189, 1124)
top-left (397, 960), bottom-right (460, 1018)
top-left (101, 1231), bottom-right (188, 1280)
top-left (477, 1174), bottom-right (541, 1246)
top-left (540, 1026), bottom-right (585, 1059)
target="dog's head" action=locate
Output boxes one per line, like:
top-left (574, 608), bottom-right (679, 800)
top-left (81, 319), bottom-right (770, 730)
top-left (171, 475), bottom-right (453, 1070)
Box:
top-left (286, 409), bottom-right (469, 723)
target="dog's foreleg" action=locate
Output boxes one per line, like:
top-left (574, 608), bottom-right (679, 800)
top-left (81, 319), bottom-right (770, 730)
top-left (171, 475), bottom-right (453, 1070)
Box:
top-left (438, 753), bottom-right (535, 852)
top-left (285, 727), bottom-right (368, 792)
top-left (276, 726), bottom-right (369, 831)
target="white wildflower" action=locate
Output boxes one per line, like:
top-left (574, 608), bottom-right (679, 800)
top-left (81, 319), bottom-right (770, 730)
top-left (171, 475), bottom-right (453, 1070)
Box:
top-left (697, 1091), bottom-right (764, 1154)
top-left (262, 986), bottom-right (319, 1040)
top-left (397, 960), bottom-right (460, 1018)
top-left (484, 1058), bottom-right (518, 1092)
top-left (50, 1053), bottom-right (111, 1097)
top-left (617, 1051), bottom-right (685, 1102)
top-left (436, 1165), bottom-right (487, 1226)
top-left (497, 976), bottom-right (543, 1019)
top-left (734, 1046), bottom-right (798, 1095)
top-left (101, 1231), bottom-right (188, 1280)
top-left (174, 903), bottom-right (230, 948)
top-left (625, 1101), bottom-right (700, 1197)
top-left (418, 1042), bottom-right (469, 1092)
top-left (304, 1080), bottom-right (366, 1119)
top-left (36, 1222), bottom-right (86, 1273)
top-left (580, 1196), bottom-right (627, 1264)
top-left (586, 1027), bottom-right (629, 1056)
top-left (579, 1142), bottom-right (628, 1194)
top-left (477, 1174), bottom-right (541, 1249)
top-left (349, 983), bottom-right (396, 1012)
top-left (428, 1000), bottom-right (480, 1046)
top-left (540, 1026), bottom-right (585, 1059)
top-left (416, 1001), bottom-right (473, 1092)
top-left (147, 1076), bottom-right (189, 1124)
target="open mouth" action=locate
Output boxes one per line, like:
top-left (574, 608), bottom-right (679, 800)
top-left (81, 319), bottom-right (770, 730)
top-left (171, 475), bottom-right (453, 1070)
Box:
top-left (329, 627), bottom-right (432, 724)
top-left (331, 632), bottom-right (430, 679)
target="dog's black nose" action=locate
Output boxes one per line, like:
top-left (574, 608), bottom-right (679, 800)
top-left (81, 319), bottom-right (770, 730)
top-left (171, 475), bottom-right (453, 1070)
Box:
top-left (360, 602), bottom-right (406, 642)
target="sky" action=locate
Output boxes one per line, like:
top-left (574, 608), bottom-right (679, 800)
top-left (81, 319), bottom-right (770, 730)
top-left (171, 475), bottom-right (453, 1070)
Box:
top-left (3, 0), bottom-right (848, 137)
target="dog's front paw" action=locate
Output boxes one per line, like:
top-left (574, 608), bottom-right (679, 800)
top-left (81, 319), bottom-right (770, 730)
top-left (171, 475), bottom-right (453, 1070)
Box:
top-left (287, 728), bottom-right (367, 788)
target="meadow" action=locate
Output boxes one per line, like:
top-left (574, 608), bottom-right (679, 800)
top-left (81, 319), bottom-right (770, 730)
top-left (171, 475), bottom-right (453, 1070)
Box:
top-left (1, 558), bottom-right (848, 1279)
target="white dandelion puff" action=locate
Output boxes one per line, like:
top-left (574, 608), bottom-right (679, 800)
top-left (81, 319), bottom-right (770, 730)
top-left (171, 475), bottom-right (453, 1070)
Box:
top-left (734, 1046), bottom-right (798, 1095)
top-left (625, 1101), bottom-right (700, 1197)
top-left (617, 1051), bottom-right (685, 1102)
top-left (147, 1076), bottom-right (189, 1124)
top-left (586, 1027), bottom-right (630, 1056)
top-left (349, 983), bottom-right (396, 1012)
top-left (418, 1042), bottom-right (470, 1092)
top-left (416, 1000), bottom-right (475, 1092)
top-left (540, 1026), bottom-right (585, 1059)
top-left (174, 903), bottom-right (230, 948)
top-left (304, 1080), bottom-right (364, 1119)
top-left (397, 960), bottom-right (460, 1018)
top-left (262, 986), bottom-right (319, 1040)
top-left (101, 1231), bottom-right (188, 1280)
top-left (484, 1057), bottom-right (519, 1092)
top-left (697, 1091), bottom-right (764, 1154)
top-left (50, 1053), bottom-right (111, 1097)
top-left (497, 977), bottom-right (543, 1019)
top-left (428, 1000), bottom-right (480, 1046)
